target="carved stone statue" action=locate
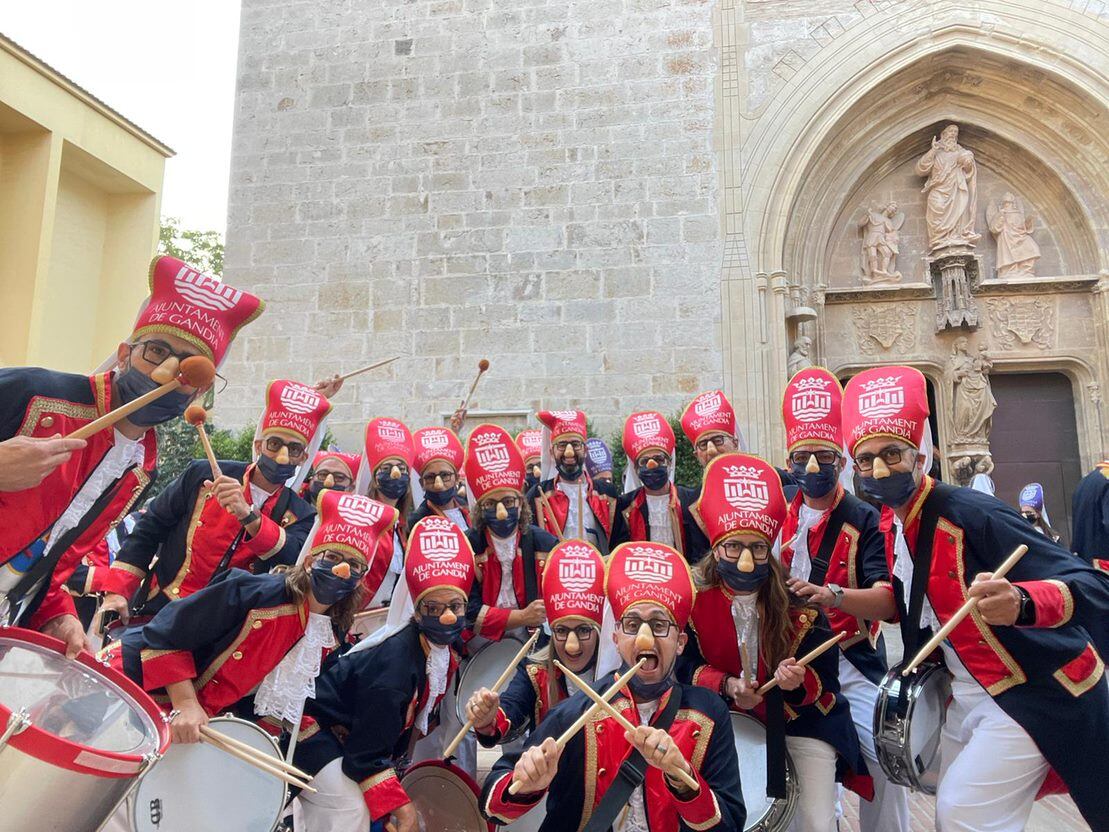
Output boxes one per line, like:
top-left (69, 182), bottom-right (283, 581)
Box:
top-left (949, 337), bottom-right (996, 444)
top-left (787, 335), bottom-right (813, 378)
top-left (858, 201), bottom-right (904, 283)
top-left (915, 124), bottom-right (980, 251)
top-left (987, 193), bottom-right (1041, 279)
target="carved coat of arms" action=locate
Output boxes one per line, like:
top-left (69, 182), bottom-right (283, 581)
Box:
top-left (986, 298), bottom-right (1055, 350)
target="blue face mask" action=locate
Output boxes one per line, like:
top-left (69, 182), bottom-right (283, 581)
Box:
top-left (309, 562), bottom-right (361, 605)
top-left (115, 366), bottom-right (193, 426)
top-left (418, 614), bottom-right (464, 646)
top-left (257, 453), bottom-right (298, 485)
top-left (307, 480), bottom-right (348, 502)
top-left (484, 506), bottom-right (520, 538)
top-left (426, 485), bottom-right (458, 507)
top-left (638, 465), bottom-right (669, 491)
top-left (621, 661), bottom-right (675, 701)
top-left (556, 460), bottom-right (583, 481)
top-left (791, 462), bottom-right (839, 499)
top-left (860, 471), bottom-right (918, 508)
top-left (525, 473), bottom-right (540, 493)
top-left (376, 471), bottom-right (409, 500)
top-left (717, 558), bottom-right (770, 592)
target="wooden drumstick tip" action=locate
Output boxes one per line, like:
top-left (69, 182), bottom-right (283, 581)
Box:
top-left (178, 356), bottom-right (217, 390)
top-left (184, 404), bottom-right (208, 427)
top-left (478, 358), bottom-right (490, 372)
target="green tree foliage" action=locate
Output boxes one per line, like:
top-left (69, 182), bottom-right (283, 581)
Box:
top-left (159, 216), bottom-right (224, 276)
top-left (607, 413), bottom-right (702, 491)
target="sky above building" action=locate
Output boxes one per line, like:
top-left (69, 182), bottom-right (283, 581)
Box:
top-left (3, 1), bottom-right (241, 235)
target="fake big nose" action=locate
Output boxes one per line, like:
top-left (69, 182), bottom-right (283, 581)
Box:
top-left (806, 454), bottom-right (819, 474)
top-left (738, 547), bottom-right (755, 573)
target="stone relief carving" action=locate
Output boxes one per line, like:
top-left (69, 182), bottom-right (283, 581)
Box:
top-left (787, 335), bottom-right (813, 378)
top-left (858, 201), bottom-right (904, 284)
top-left (986, 298), bottom-right (1056, 350)
top-left (852, 307), bottom-right (916, 355)
top-left (948, 336), bottom-right (996, 446)
top-left (915, 124), bottom-right (980, 251)
top-left (987, 193), bottom-right (1041, 279)
top-left (931, 250), bottom-right (980, 331)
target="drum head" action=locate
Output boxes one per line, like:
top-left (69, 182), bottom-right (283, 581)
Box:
top-left (455, 636), bottom-right (526, 723)
top-left (906, 666), bottom-right (950, 791)
top-left (132, 716), bottom-right (286, 832)
top-left (349, 606), bottom-right (389, 641)
top-left (730, 713), bottom-right (774, 827)
top-left (401, 760), bottom-right (490, 832)
top-left (0, 627), bottom-right (163, 764)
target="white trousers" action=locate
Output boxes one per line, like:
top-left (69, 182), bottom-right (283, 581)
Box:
top-left (838, 655), bottom-right (911, 832)
top-left (293, 758), bottom-right (371, 832)
top-left (785, 735), bottom-right (838, 832)
top-left (410, 678), bottom-right (477, 775)
top-left (934, 691), bottom-right (1048, 832)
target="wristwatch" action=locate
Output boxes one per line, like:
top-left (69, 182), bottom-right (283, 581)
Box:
top-left (239, 509), bottom-right (260, 527)
top-left (1015, 586), bottom-right (1036, 626)
top-left (827, 583), bottom-right (845, 609)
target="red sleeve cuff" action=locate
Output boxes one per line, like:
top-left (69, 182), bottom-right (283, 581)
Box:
top-left (483, 772), bottom-right (543, 824)
top-left (1017, 579), bottom-right (1074, 628)
top-left (477, 605), bottom-right (510, 641)
top-left (691, 664), bottom-right (727, 695)
top-left (27, 587), bottom-right (77, 631)
top-left (670, 768), bottom-right (722, 829)
top-left (476, 707), bottom-right (512, 748)
top-left (104, 563), bottom-right (145, 597)
top-left (241, 515), bottom-right (285, 559)
top-left (360, 768), bottom-right (409, 820)
top-left (784, 666), bottom-right (823, 708)
top-left (140, 648), bottom-right (198, 690)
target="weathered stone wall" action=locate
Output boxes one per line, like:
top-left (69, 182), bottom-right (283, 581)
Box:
top-left (220, 0), bottom-right (722, 446)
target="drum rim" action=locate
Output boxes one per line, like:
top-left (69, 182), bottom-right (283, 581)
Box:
top-left (0, 626), bottom-right (170, 777)
top-left (728, 710), bottom-right (799, 828)
top-left (401, 759), bottom-right (493, 832)
top-left (454, 634), bottom-right (527, 723)
top-left (874, 661), bottom-right (951, 792)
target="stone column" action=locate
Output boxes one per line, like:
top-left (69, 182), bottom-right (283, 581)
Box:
top-left (1092, 276), bottom-right (1109, 460)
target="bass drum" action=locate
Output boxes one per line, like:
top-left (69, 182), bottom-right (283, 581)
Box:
top-left (497, 794), bottom-right (547, 831)
top-left (132, 715), bottom-right (287, 832)
top-left (731, 712), bottom-right (798, 832)
top-left (401, 760), bottom-right (492, 832)
top-left (873, 661), bottom-right (952, 794)
top-left (455, 635), bottom-right (527, 723)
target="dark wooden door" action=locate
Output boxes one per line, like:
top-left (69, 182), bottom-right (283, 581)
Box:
top-left (989, 373), bottom-right (1082, 547)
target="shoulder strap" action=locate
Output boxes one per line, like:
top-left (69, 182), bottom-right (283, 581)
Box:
top-left (209, 486), bottom-right (294, 585)
top-left (807, 497), bottom-right (854, 587)
top-left (899, 483), bottom-right (955, 662)
top-left (521, 531), bottom-right (539, 605)
top-left (582, 686), bottom-right (683, 832)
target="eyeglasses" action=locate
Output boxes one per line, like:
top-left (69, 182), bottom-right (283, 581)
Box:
top-left (789, 450), bottom-right (840, 466)
top-left (637, 454), bottom-right (669, 468)
top-left (553, 440), bottom-right (584, 453)
top-left (419, 600), bottom-right (467, 618)
top-left (619, 616), bottom-right (677, 637)
top-left (421, 470), bottom-right (457, 487)
top-left (717, 539), bottom-right (770, 562)
top-left (130, 340), bottom-right (228, 394)
top-left (316, 550), bottom-right (368, 579)
top-left (377, 463), bottom-right (409, 477)
top-left (853, 446), bottom-right (912, 473)
top-left (552, 624), bottom-right (596, 642)
top-left (695, 434), bottom-right (734, 452)
top-left (479, 496), bottom-right (521, 512)
top-left (312, 470), bottom-right (352, 486)
top-left (264, 435), bottom-right (307, 458)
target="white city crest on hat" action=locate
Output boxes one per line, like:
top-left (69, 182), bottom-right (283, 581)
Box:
top-left (473, 432), bottom-right (511, 472)
top-left (858, 375), bottom-right (904, 419)
top-left (550, 409), bottom-right (580, 423)
top-left (588, 443), bottom-right (609, 464)
top-left (336, 494), bottom-right (384, 526)
top-left (422, 430), bottom-right (449, 450)
top-left (631, 413), bottom-right (662, 438)
top-left (722, 464), bottom-right (768, 512)
top-left (377, 421), bottom-right (407, 443)
top-left (694, 392), bottom-right (722, 417)
top-left (173, 265), bottom-right (243, 312)
top-left (558, 544), bottom-right (597, 592)
top-left (420, 527), bottom-right (460, 562)
top-left (624, 546), bottom-right (673, 584)
top-left (280, 383), bottom-right (322, 415)
top-left (791, 380), bottom-right (832, 422)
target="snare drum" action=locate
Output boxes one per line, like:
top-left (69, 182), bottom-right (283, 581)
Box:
top-left (400, 759), bottom-right (493, 831)
top-left (873, 661), bottom-right (952, 794)
top-left (348, 605), bottom-right (389, 642)
top-left (0, 626), bottom-right (169, 832)
top-left (132, 715), bottom-right (287, 832)
top-left (731, 712), bottom-right (797, 832)
top-left (455, 635), bottom-right (527, 723)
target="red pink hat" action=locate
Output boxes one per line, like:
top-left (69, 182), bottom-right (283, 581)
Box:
top-left (515, 429), bottom-right (543, 464)
top-left (405, 516), bottom-right (476, 604)
top-left (309, 491), bottom-right (397, 563)
top-left (542, 540), bottom-right (605, 627)
top-left (841, 366), bottom-right (929, 458)
top-left (622, 411), bottom-right (675, 461)
top-left (311, 450), bottom-right (362, 481)
top-left (680, 390), bottom-right (738, 446)
top-left (693, 453), bottom-right (787, 546)
top-left (605, 541), bottom-right (694, 629)
top-left (464, 424), bottom-right (526, 503)
top-left (260, 380), bottom-right (332, 446)
top-left (537, 409), bottom-right (587, 441)
top-left (413, 427), bottom-right (464, 473)
top-left (364, 417), bottom-right (415, 470)
top-left (782, 367), bottom-right (843, 454)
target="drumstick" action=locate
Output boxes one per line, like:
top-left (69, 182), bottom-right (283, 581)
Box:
top-left (67, 356), bottom-right (216, 440)
top-left (508, 660), bottom-right (644, 795)
top-left (337, 355), bottom-right (401, 383)
top-left (199, 732), bottom-right (317, 792)
top-left (554, 661), bottom-right (699, 791)
top-left (352, 606), bottom-right (389, 621)
top-left (199, 725), bottom-right (312, 780)
top-left (443, 629), bottom-right (541, 759)
top-left (537, 490), bottom-right (566, 541)
top-left (902, 543), bottom-right (1030, 677)
top-left (184, 405), bottom-right (222, 478)
top-left (457, 358), bottom-right (490, 414)
top-left (756, 631), bottom-right (847, 695)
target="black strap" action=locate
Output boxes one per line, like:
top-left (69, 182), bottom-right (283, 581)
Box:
top-left (764, 688), bottom-right (788, 798)
top-left (209, 486), bottom-right (294, 585)
top-left (899, 483), bottom-right (954, 660)
top-left (582, 685), bottom-right (683, 832)
top-left (806, 497), bottom-right (853, 588)
top-left (521, 531), bottom-right (539, 605)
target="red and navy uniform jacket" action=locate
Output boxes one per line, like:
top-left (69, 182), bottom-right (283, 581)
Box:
top-left (410, 499), bottom-right (470, 528)
top-left (476, 657), bottom-right (576, 747)
top-left (883, 476), bottom-right (1109, 827)
top-left (362, 517), bottom-right (408, 606)
top-left (0, 368), bottom-right (157, 628)
top-left (64, 510), bottom-right (142, 598)
top-left (482, 677), bottom-right (745, 831)
top-left (465, 524), bottom-right (557, 642)
top-left (682, 587), bottom-right (869, 797)
top-left (780, 486), bottom-right (891, 683)
top-left (526, 476), bottom-right (614, 553)
top-left (1071, 460), bottom-right (1109, 572)
top-left (298, 623), bottom-right (461, 821)
top-left (102, 570), bottom-right (313, 716)
top-left (103, 460), bottom-right (314, 615)
top-left (610, 485), bottom-right (691, 557)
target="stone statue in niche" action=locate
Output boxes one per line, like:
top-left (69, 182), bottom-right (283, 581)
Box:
top-left (949, 336), bottom-right (996, 445)
top-left (787, 335), bottom-right (813, 378)
top-left (858, 201), bottom-right (904, 283)
top-left (987, 193), bottom-right (1041, 279)
top-left (915, 124), bottom-right (981, 251)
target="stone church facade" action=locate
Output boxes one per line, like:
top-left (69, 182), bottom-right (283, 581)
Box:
top-left (222, 0), bottom-right (1109, 539)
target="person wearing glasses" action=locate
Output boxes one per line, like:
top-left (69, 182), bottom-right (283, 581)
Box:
top-left (0, 255), bottom-right (262, 657)
top-left (464, 539), bottom-right (605, 748)
top-left (776, 367), bottom-right (908, 832)
top-left (293, 516), bottom-right (476, 832)
top-left (483, 540), bottom-right (745, 832)
top-left (302, 449), bottom-right (361, 502)
top-left (100, 379), bottom-right (327, 623)
top-left (843, 366), bottom-right (1109, 832)
top-left (409, 426), bottom-right (469, 529)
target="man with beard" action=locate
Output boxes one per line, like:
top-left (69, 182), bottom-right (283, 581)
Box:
top-left (482, 540), bottom-right (745, 831)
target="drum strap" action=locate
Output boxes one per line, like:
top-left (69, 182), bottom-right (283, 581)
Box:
top-left (806, 498), bottom-right (853, 587)
top-left (764, 688), bottom-right (788, 799)
top-left (582, 686), bottom-right (683, 832)
top-left (521, 531), bottom-right (539, 605)
top-left (208, 487), bottom-right (293, 586)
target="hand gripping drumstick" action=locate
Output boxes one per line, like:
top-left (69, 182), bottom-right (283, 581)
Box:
top-left (184, 405), bottom-right (222, 478)
top-left (443, 629), bottom-right (541, 760)
top-left (554, 661), bottom-right (700, 791)
top-left (67, 356), bottom-right (217, 440)
top-left (508, 659), bottom-right (645, 795)
top-left (337, 355), bottom-right (401, 383)
top-left (198, 728), bottom-right (317, 792)
top-left (902, 543), bottom-right (1029, 677)
top-left (756, 631), bottom-right (847, 695)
